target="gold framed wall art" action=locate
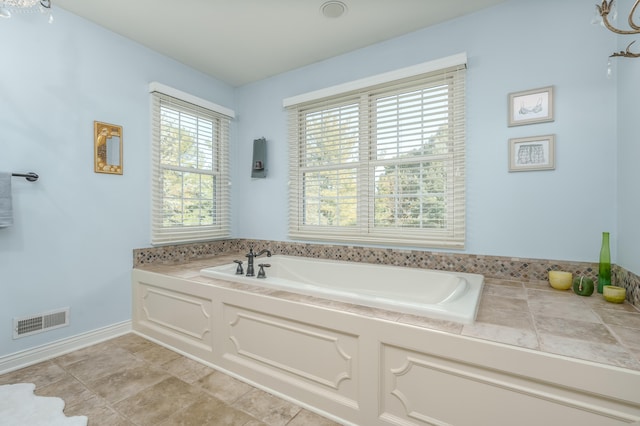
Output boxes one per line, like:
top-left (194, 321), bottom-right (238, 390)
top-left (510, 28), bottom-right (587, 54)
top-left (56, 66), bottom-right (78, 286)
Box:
top-left (94, 121), bottom-right (123, 175)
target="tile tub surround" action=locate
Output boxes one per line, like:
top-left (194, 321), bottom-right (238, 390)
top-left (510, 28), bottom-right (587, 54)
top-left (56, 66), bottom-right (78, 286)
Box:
top-left (615, 265), bottom-right (640, 307)
top-left (133, 239), bottom-right (640, 306)
top-left (136, 255), bottom-right (640, 372)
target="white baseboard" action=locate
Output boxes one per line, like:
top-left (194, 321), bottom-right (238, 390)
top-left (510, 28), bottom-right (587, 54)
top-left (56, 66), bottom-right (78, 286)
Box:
top-left (0, 321), bottom-right (132, 375)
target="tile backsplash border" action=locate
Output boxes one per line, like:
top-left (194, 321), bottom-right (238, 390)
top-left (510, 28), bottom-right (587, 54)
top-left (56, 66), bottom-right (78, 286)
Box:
top-left (133, 239), bottom-right (639, 306)
top-left (614, 265), bottom-right (640, 307)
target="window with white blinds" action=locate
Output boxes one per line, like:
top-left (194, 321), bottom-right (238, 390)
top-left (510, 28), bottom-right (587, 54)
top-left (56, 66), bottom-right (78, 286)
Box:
top-left (286, 60), bottom-right (466, 248)
top-left (150, 88), bottom-right (232, 245)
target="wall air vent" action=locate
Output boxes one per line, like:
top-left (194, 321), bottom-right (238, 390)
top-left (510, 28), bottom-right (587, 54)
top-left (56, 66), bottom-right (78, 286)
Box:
top-left (13, 308), bottom-right (69, 339)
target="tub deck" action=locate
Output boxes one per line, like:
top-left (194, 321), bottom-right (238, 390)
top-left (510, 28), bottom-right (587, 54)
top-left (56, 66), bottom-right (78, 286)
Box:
top-left (133, 252), bottom-right (640, 425)
top-left (137, 252), bottom-right (640, 372)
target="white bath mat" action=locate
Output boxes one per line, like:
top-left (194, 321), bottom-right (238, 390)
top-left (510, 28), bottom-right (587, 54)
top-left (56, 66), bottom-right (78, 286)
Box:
top-left (0, 383), bottom-right (87, 426)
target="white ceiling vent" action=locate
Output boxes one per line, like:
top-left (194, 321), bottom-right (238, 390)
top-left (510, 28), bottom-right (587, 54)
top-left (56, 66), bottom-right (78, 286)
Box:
top-left (13, 308), bottom-right (69, 339)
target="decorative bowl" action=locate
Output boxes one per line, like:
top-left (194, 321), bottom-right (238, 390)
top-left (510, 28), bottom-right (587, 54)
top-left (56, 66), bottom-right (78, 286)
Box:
top-left (603, 285), bottom-right (626, 303)
top-left (548, 271), bottom-right (572, 290)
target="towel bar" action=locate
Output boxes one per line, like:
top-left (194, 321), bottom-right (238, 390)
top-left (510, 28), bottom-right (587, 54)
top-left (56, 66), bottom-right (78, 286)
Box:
top-left (11, 172), bottom-right (39, 182)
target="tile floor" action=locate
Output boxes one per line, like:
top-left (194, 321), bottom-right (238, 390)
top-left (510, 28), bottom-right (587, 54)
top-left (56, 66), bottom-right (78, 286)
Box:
top-left (0, 334), bottom-right (341, 426)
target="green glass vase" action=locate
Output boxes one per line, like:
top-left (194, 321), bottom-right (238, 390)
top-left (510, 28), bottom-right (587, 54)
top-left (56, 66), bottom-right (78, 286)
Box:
top-left (597, 231), bottom-right (611, 293)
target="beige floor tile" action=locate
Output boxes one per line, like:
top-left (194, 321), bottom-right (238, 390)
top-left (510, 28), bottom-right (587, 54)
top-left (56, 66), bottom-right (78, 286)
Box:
top-left (162, 355), bottom-right (215, 384)
top-left (85, 362), bottom-right (171, 403)
top-left (112, 334), bottom-right (159, 353)
top-left (113, 376), bottom-right (206, 426)
top-left (196, 370), bottom-right (254, 403)
top-left (62, 347), bottom-right (140, 383)
top-left (35, 373), bottom-right (95, 409)
top-left (66, 397), bottom-right (134, 426)
top-left (0, 333), bottom-right (339, 425)
top-left (0, 360), bottom-right (67, 388)
top-left (54, 341), bottom-right (120, 367)
top-left (233, 388), bottom-right (301, 426)
top-left (243, 420), bottom-right (268, 426)
top-left (287, 409), bottom-right (342, 425)
top-left (157, 395), bottom-right (229, 425)
top-left (133, 343), bottom-right (182, 366)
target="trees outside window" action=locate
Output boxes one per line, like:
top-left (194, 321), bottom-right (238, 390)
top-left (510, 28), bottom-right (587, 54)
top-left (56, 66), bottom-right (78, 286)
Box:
top-left (288, 64), bottom-right (466, 249)
top-left (151, 92), bottom-right (231, 245)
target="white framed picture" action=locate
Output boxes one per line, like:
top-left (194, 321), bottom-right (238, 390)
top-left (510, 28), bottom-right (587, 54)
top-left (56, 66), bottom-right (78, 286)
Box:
top-left (508, 86), bottom-right (554, 127)
top-left (509, 134), bottom-right (556, 172)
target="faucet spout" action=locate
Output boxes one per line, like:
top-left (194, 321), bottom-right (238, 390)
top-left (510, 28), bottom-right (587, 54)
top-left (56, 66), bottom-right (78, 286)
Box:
top-left (255, 249), bottom-right (272, 258)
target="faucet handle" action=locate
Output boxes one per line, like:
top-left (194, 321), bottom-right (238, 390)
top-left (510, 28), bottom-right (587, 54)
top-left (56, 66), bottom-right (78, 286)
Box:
top-left (233, 260), bottom-right (244, 275)
top-left (257, 263), bottom-right (271, 279)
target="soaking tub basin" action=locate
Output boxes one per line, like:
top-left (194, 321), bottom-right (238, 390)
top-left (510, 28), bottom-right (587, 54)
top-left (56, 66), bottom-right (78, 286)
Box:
top-left (201, 255), bottom-right (483, 323)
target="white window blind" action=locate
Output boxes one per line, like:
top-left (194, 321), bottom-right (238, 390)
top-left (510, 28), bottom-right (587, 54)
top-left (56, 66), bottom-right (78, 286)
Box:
top-left (150, 90), bottom-right (231, 245)
top-left (287, 61), bottom-right (466, 248)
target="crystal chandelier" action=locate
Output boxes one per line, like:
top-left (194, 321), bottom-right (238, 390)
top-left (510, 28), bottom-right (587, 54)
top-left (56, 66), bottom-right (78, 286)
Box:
top-left (594, 0), bottom-right (640, 58)
top-left (0, 0), bottom-right (52, 21)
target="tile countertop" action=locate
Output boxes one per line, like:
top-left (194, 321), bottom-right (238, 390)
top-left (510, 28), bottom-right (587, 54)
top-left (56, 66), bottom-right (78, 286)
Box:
top-left (135, 253), bottom-right (640, 372)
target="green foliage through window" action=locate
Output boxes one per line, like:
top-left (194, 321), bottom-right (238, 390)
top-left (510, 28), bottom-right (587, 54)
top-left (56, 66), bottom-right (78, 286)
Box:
top-left (151, 89), bottom-right (231, 245)
top-left (159, 106), bottom-right (218, 228)
top-left (288, 62), bottom-right (466, 248)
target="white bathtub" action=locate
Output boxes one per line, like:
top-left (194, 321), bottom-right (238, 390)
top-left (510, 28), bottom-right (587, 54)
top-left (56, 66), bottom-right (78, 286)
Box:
top-left (200, 255), bottom-right (483, 323)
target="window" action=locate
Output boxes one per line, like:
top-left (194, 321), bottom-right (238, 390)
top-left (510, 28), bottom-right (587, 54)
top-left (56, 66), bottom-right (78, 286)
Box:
top-left (285, 56), bottom-right (466, 248)
top-left (150, 83), bottom-right (233, 245)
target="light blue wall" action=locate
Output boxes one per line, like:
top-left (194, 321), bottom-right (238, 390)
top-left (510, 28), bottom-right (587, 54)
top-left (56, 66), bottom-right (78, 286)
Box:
top-left (0, 9), bottom-right (235, 356)
top-left (617, 34), bottom-right (640, 274)
top-left (235, 0), bottom-right (620, 262)
top-left (2, 0), bottom-right (636, 358)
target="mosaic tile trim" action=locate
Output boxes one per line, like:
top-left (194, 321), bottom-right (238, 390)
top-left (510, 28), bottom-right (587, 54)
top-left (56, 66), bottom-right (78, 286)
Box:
top-left (133, 240), bottom-right (242, 266)
top-left (133, 238), bottom-right (599, 280)
top-left (231, 239), bottom-right (603, 282)
top-left (133, 240), bottom-right (640, 307)
top-left (614, 265), bottom-right (640, 307)
top-left (133, 238), bottom-right (638, 306)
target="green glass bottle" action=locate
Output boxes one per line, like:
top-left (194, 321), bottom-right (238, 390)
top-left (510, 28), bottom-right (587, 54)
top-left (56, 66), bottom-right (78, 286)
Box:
top-left (597, 231), bottom-right (611, 293)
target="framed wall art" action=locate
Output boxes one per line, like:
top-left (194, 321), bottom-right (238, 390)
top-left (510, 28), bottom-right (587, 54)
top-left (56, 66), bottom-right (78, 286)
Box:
top-left (508, 134), bottom-right (555, 172)
top-left (94, 121), bottom-right (123, 175)
top-left (508, 86), bottom-right (554, 127)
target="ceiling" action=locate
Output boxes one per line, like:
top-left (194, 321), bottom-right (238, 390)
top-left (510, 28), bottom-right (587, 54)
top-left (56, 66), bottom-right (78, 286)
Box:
top-left (54, 0), bottom-right (506, 87)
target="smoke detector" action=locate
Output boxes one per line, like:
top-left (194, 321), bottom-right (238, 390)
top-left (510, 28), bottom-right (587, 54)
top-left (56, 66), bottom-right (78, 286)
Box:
top-left (321, 1), bottom-right (347, 18)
